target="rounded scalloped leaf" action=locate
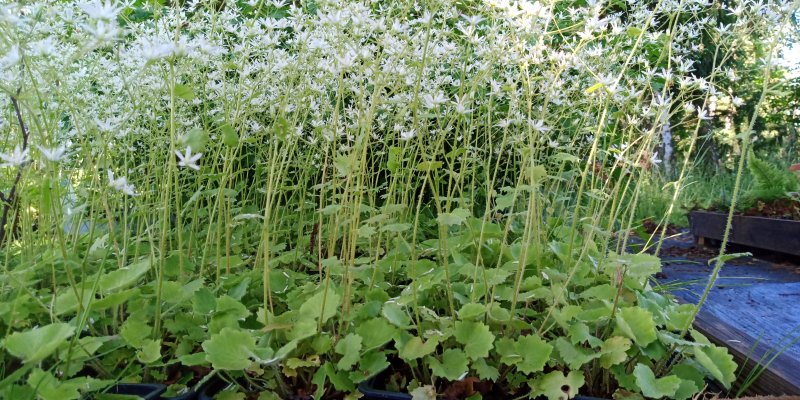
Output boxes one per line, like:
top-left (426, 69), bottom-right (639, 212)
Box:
top-left (616, 306), bottom-right (657, 347)
top-left (201, 327), bottom-right (256, 370)
top-left (693, 344), bottom-right (737, 388)
top-left (633, 364), bottom-right (681, 399)
top-left (454, 321), bottom-right (494, 360)
top-left (4, 323), bottom-right (75, 363)
top-left (427, 349), bottom-right (468, 381)
top-left (532, 370), bottom-right (585, 400)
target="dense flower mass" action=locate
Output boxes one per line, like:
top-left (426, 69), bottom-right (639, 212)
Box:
top-left (0, 0), bottom-right (795, 398)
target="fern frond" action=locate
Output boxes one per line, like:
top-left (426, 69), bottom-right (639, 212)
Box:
top-left (747, 153), bottom-right (800, 202)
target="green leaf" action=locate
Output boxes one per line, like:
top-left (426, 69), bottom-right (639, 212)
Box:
top-left (355, 318), bottom-right (397, 350)
top-left (380, 223), bottom-right (412, 233)
top-left (417, 161), bottom-right (442, 172)
top-left (633, 364), bottom-right (681, 399)
top-left (202, 328), bottom-right (256, 370)
top-left (121, 317), bottom-right (151, 347)
top-left (516, 335), bottom-right (552, 374)
top-left (335, 334), bottom-right (362, 370)
top-left (458, 303), bottom-right (486, 320)
top-left (428, 349), bottom-right (469, 381)
top-left (221, 123), bottom-right (239, 147)
top-left (27, 369), bottom-right (106, 400)
top-left (398, 336), bottom-right (439, 360)
top-left (473, 358), bottom-right (499, 381)
top-left (4, 323), bottom-right (75, 363)
top-left (382, 302), bottom-right (412, 328)
top-left (673, 378), bottom-right (700, 400)
top-left (181, 127), bottom-right (208, 153)
top-left (692, 343), bottom-right (737, 388)
top-left (616, 253), bottom-right (661, 278)
top-left (599, 336), bottom-right (632, 368)
top-left (299, 290), bottom-right (340, 324)
top-left (454, 321), bottom-right (494, 360)
top-left (136, 339), bottom-right (162, 364)
top-left (192, 287), bottom-right (217, 314)
top-left (174, 84), bottom-right (195, 101)
top-left (437, 208), bottom-right (471, 226)
top-left (555, 337), bottom-right (599, 370)
top-left (321, 362), bottom-right (355, 392)
top-left (616, 307), bottom-right (657, 346)
top-left (708, 252), bottom-right (751, 266)
top-left (354, 351), bottom-right (389, 383)
top-left (98, 260), bottom-right (151, 293)
top-left (532, 370), bottom-right (585, 400)
top-left (387, 146), bottom-right (402, 174)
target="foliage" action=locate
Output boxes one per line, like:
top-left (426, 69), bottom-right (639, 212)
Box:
top-left (746, 153), bottom-right (799, 203)
top-left (0, 0), bottom-right (791, 398)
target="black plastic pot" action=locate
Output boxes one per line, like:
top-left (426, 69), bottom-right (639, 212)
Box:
top-left (358, 377), bottom-right (612, 400)
top-left (105, 383), bottom-right (167, 399)
top-left (196, 377), bottom-right (232, 400)
top-left (357, 378), bottom-right (411, 400)
top-left (160, 389), bottom-right (198, 400)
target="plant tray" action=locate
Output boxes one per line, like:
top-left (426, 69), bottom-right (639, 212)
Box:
top-left (688, 211), bottom-right (800, 256)
top-left (357, 378), bottom-right (609, 400)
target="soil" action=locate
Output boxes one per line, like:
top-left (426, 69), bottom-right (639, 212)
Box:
top-left (642, 218), bottom-right (682, 236)
top-left (368, 357), bottom-right (529, 400)
top-left (740, 198), bottom-right (800, 220)
top-left (698, 198), bottom-right (800, 221)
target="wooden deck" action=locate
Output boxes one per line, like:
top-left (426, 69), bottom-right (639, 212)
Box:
top-left (653, 234), bottom-right (800, 395)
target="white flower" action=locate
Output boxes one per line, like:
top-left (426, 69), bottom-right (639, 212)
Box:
top-left (530, 119), bottom-right (551, 133)
top-left (399, 129), bottom-right (416, 141)
top-left (462, 14), bottom-right (485, 25)
top-left (335, 50), bottom-right (357, 70)
top-left (452, 94), bottom-right (472, 114)
top-left (79, 0), bottom-right (122, 20)
top-left (0, 45), bottom-right (21, 68)
top-left (107, 170), bottom-right (138, 196)
top-left (697, 106), bottom-right (712, 120)
top-left (421, 92), bottom-right (447, 109)
top-left (85, 20), bottom-right (119, 44)
top-left (548, 140), bottom-right (559, 148)
top-left (175, 146), bottom-right (202, 170)
top-left (36, 144), bottom-right (68, 162)
top-left (142, 40), bottom-right (181, 61)
top-left (732, 96), bottom-right (745, 107)
top-left (416, 11), bottom-right (433, 25)
top-left (650, 153), bottom-right (662, 165)
top-left (0, 145), bottom-right (29, 168)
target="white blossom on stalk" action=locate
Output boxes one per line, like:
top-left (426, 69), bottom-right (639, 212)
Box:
top-left (0, 45), bottom-right (21, 68)
top-left (36, 145), bottom-right (68, 162)
top-left (399, 129), bottom-right (416, 141)
top-left (421, 92), bottom-right (447, 109)
top-left (697, 106), bottom-right (712, 120)
top-left (85, 20), bottom-right (120, 45)
top-left (175, 146), bottom-right (202, 170)
top-left (0, 146), bottom-right (29, 168)
top-left (107, 170), bottom-right (138, 196)
top-left (79, 0), bottom-right (122, 20)
top-left (452, 94), bottom-right (472, 114)
top-left (530, 119), bottom-right (551, 133)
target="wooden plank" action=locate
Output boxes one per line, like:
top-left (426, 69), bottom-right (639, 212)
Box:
top-left (682, 303), bottom-right (800, 395)
top-left (688, 212), bottom-right (800, 257)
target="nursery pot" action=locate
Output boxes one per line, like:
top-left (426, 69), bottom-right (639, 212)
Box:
top-left (105, 383), bottom-right (167, 399)
top-left (358, 377), bottom-right (610, 400)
